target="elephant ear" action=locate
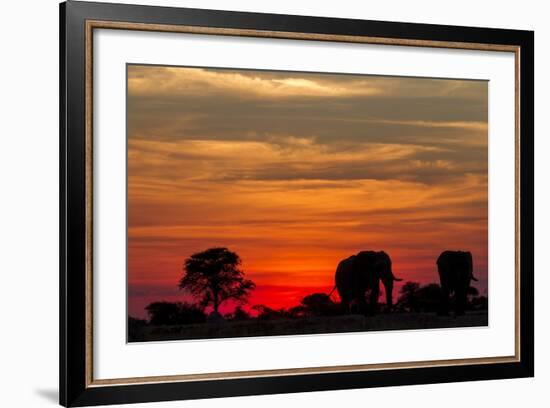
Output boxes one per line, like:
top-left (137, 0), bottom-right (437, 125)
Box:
top-left (375, 252), bottom-right (389, 268)
top-left (374, 258), bottom-right (385, 268)
top-left (354, 252), bottom-right (368, 267)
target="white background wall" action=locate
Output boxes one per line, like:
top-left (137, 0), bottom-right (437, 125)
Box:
top-left (0, 0), bottom-right (546, 407)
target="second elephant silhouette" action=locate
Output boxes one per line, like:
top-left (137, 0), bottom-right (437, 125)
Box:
top-left (437, 250), bottom-right (478, 316)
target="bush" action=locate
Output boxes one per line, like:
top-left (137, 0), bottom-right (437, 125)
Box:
top-left (252, 305), bottom-right (298, 320)
top-left (128, 316), bottom-right (147, 330)
top-left (145, 301), bottom-right (206, 326)
top-left (225, 306), bottom-right (251, 321)
top-left (128, 316), bottom-right (148, 341)
top-left (397, 282), bottom-right (441, 313)
top-left (469, 295), bottom-right (488, 311)
top-left (300, 293), bottom-right (340, 316)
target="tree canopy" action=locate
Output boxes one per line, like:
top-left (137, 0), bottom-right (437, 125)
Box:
top-left (179, 247), bottom-right (255, 312)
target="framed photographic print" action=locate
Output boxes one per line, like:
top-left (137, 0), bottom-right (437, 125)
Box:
top-left (60, 1), bottom-right (534, 406)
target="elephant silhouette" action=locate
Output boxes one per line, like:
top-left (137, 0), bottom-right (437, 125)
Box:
top-left (335, 251), bottom-right (402, 315)
top-left (437, 250), bottom-right (478, 316)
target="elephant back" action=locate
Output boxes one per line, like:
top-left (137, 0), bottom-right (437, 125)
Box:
top-left (437, 250), bottom-right (471, 266)
top-left (335, 255), bottom-right (356, 288)
top-left (437, 250), bottom-right (473, 282)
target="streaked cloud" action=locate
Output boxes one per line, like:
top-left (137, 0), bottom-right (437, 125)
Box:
top-left (128, 66), bottom-right (383, 99)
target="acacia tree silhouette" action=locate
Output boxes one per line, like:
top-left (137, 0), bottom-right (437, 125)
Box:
top-left (179, 247), bottom-right (255, 313)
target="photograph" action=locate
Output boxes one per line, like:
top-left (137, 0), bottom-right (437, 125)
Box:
top-left (56, 1), bottom-right (534, 405)
top-left (126, 65), bottom-right (489, 342)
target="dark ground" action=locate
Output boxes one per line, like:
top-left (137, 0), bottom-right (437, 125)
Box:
top-left (128, 311), bottom-right (488, 342)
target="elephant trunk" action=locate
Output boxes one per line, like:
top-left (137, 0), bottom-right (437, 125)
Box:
top-left (385, 267), bottom-right (401, 307)
top-left (467, 252), bottom-right (477, 281)
top-left (383, 279), bottom-right (394, 307)
top-left (390, 269), bottom-right (403, 282)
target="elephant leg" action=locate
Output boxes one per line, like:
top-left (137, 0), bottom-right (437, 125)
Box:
top-left (355, 297), bottom-right (367, 315)
top-left (455, 287), bottom-right (467, 316)
top-left (338, 288), bottom-right (351, 314)
top-left (340, 297), bottom-right (350, 314)
top-left (367, 285), bottom-right (380, 315)
top-left (438, 283), bottom-right (450, 316)
top-left (348, 298), bottom-right (362, 314)
top-left (384, 280), bottom-right (394, 312)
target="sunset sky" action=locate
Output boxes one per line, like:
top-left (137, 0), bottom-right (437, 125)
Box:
top-left (127, 65), bottom-right (488, 319)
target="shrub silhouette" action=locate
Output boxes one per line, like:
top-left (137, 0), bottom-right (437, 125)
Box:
top-left (469, 295), bottom-right (488, 311)
top-left (465, 286), bottom-right (487, 311)
top-left (397, 282), bottom-right (485, 313)
top-left (252, 305), bottom-right (282, 320)
top-left (397, 282), bottom-right (421, 312)
top-left (467, 286), bottom-right (479, 300)
top-left (225, 306), bottom-right (252, 321)
top-left (252, 305), bottom-right (299, 320)
top-left (127, 316), bottom-right (148, 342)
top-left (416, 283), bottom-right (443, 312)
top-left (397, 282), bottom-right (441, 313)
top-left (145, 301), bottom-right (206, 325)
top-left (128, 316), bottom-right (147, 329)
top-left (179, 247), bottom-right (255, 313)
top-left (300, 293), bottom-right (340, 316)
